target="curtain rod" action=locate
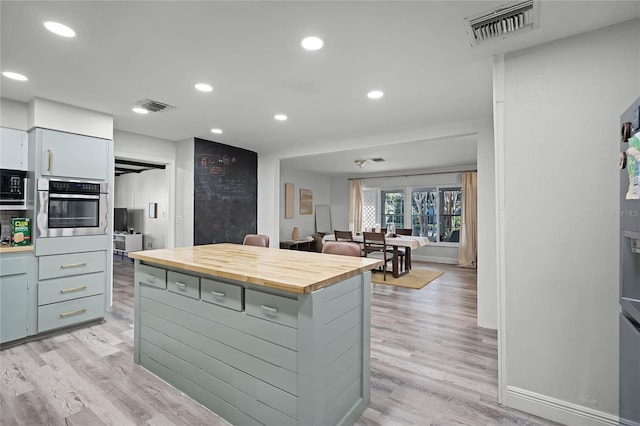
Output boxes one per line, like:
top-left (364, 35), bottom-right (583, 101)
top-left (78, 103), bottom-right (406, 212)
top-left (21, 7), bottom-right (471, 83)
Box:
top-left (347, 169), bottom-right (477, 180)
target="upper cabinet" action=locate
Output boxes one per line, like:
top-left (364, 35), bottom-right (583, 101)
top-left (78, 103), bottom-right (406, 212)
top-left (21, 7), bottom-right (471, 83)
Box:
top-left (0, 128), bottom-right (28, 171)
top-left (31, 128), bottom-right (110, 181)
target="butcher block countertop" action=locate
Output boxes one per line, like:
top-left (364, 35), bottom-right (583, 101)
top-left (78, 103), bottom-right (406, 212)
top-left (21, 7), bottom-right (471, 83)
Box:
top-left (0, 245), bottom-right (34, 254)
top-left (128, 243), bottom-right (383, 294)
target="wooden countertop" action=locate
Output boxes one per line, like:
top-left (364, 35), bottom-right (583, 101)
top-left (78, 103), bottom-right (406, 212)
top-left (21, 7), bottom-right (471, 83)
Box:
top-left (0, 245), bottom-right (34, 254)
top-left (128, 243), bottom-right (383, 294)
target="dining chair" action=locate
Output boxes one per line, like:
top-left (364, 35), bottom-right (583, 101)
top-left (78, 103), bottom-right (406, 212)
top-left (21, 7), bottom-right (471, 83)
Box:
top-left (333, 230), bottom-right (354, 242)
top-left (362, 231), bottom-right (404, 280)
top-left (242, 234), bottom-right (270, 247)
top-left (394, 228), bottom-right (413, 269)
top-left (321, 241), bottom-right (361, 257)
top-left (395, 228), bottom-right (413, 236)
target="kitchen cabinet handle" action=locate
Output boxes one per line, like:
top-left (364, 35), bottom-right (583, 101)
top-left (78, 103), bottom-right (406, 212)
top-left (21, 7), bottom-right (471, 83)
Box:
top-left (261, 305), bottom-right (278, 315)
top-left (146, 275), bottom-right (155, 283)
top-left (175, 282), bottom-right (187, 289)
top-left (47, 149), bottom-right (52, 171)
top-left (60, 308), bottom-right (87, 318)
top-left (61, 262), bottom-right (87, 269)
top-left (60, 285), bottom-right (88, 294)
top-left (211, 291), bottom-right (225, 298)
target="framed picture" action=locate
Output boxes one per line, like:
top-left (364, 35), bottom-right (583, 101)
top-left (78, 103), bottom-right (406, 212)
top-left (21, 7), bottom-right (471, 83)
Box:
top-left (300, 188), bottom-right (313, 215)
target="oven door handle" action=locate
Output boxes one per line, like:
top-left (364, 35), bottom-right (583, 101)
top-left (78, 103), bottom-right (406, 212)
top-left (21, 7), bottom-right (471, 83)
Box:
top-left (49, 193), bottom-right (101, 200)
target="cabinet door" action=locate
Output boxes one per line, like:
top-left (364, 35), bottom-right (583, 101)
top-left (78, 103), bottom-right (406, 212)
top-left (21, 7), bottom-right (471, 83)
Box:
top-left (0, 127), bottom-right (28, 170)
top-left (0, 274), bottom-right (28, 343)
top-left (38, 129), bottom-right (109, 180)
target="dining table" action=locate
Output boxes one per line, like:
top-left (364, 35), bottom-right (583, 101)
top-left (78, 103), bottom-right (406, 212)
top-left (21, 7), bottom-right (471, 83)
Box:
top-left (323, 233), bottom-right (430, 278)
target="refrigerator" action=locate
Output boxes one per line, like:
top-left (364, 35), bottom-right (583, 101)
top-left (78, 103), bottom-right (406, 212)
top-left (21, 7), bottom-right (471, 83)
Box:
top-left (619, 96), bottom-right (640, 426)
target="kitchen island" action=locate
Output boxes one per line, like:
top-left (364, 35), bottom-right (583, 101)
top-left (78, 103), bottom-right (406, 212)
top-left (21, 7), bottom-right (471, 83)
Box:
top-left (129, 243), bottom-right (382, 426)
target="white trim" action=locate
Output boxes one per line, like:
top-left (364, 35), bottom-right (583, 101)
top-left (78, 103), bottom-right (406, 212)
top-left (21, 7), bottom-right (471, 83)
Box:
top-left (505, 386), bottom-right (619, 426)
top-left (412, 255), bottom-right (457, 265)
top-left (493, 53), bottom-right (508, 405)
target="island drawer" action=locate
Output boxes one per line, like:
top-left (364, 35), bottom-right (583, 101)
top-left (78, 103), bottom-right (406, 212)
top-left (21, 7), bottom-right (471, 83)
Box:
top-left (201, 278), bottom-right (243, 311)
top-left (137, 264), bottom-right (166, 289)
top-left (39, 272), bottom-right (105, 305)
top-left (38, 293), bottom-right (105, 333)
top-left (0, 256), bottom-right (28, 277)
top-left (245, 289), bottom-right (299, 328)
top-left (39, 251), bottom-right (106, 280)
top-left (168, 271), bottom-right (199, 299)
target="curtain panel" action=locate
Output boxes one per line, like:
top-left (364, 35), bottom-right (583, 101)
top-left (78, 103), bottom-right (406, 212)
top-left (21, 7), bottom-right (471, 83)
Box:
top-left (349, 179), bottom-right (363, 234)
top-left (458, 172), bottom-right (477, 268)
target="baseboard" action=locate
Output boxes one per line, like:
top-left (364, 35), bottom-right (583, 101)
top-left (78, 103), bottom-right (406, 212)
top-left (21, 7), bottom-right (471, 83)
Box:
top-left (412, 255), bottom-right (458, 264)
top-left (505, 386), bottom-right (619, 426)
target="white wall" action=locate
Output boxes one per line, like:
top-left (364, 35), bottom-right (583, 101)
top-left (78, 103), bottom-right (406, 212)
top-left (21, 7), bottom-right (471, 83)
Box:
top-left (175, 138), bottom-right (194, 248)
top-left (477, 119), bottom-right (497, 329)
top-left (0, 98), bottom-right (28, 130)
top-left (258, 154), bottom-right (280, 247)
top-left (279, 168), bottom-right (331, 242)
top-left (498, 19), bottom-right (639, 423)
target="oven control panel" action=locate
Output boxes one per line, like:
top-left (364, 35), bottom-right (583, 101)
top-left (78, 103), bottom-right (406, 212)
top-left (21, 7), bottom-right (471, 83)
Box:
top-left (49, 180), bottom-right (102, 195)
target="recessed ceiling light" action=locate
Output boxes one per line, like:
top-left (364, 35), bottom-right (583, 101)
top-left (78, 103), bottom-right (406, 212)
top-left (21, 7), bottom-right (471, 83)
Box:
top-left (367, 90), bottom-right (384, 99)
top-left (44, 21), bottom-right (76, 38)
top-left (274, 114), bottom-right (288, 121)
top-left (210, 128), bottom-right (223, 134)
top-left (195, 83), bottom-right (213, 92)
top-left (301, 36), bottom-right (324, 51)
top-left (2, 71), bottom-right (28, 81)
top-left (132, 107), bottom-right (148, 114)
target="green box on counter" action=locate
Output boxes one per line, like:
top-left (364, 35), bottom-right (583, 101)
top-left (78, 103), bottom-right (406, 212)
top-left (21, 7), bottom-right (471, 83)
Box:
top-left (11, 218), bottom-right (31, 246)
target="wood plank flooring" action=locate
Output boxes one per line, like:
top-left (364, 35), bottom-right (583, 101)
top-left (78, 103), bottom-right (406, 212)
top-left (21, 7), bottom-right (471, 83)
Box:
top-left (0, 257), bottom-right (559, 425)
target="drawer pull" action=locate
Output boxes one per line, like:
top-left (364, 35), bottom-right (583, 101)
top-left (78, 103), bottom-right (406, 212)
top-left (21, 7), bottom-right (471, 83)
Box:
top-left (146, 275), bottom-right (156, 283)
top-left (211, 291), bottom-right (225, 298)
top-left (47, 149), bottom-right (52, 171)
top-left (261, 305), bottom-right (278, 315)
top-left (60, 285), bottom-right (87, 294)
top-left (61, 262), bottom-right (87, 269)
top-left (175, 282), bottom-right (187, 289)
top-left (60, 308), bottom-right (87, 318)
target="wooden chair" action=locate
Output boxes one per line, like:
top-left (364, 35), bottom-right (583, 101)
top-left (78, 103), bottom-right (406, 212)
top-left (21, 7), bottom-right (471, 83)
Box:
top-left (394, 228), bottom-right (412, 269)
top-left (395, 228), bottom-right (412, 236)
top-left (333, 230), bottom-right (354, 242)
top-left (363, 231), bottom-right (404, 280)
top-left (242, 234), bottom-right (270, 247)
top-left (321, 241), bottom-right (361, 257)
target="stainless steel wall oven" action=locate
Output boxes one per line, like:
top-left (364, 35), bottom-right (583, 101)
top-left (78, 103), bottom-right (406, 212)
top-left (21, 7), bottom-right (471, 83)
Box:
top-left (36, 177), bottom-right (108, 237)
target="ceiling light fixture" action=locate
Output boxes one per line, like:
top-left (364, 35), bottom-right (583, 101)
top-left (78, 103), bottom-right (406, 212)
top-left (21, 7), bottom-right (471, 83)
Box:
top-left (195, 83), bottom-right (213, 92)
top-left (44, 21), bottom-right (76, 38)
top-left (301, 36), bottom-right (324, 51)
top-left (210, 128), bottom-right (223, 134)
top-left (132, 107), bottom-right (148, 114)
top-left (354, 159), bottom-right (371, 168)
top-left (2, 71), bottom-right (28, 81)
top-left (367, 90), bottom-right (384, 99)
top-left (274, 114), bottom-right (288, 121)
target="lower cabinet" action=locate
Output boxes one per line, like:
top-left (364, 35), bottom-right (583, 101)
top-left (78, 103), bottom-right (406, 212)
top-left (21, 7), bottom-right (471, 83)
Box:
top-left (37, 250), bottom-right (106, 333)
top-left (0, 252), bottom-right (36, 344)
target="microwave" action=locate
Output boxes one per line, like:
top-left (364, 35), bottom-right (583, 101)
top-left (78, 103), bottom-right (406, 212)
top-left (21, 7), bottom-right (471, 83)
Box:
top-left (0, 168), bottom-right (27, 208)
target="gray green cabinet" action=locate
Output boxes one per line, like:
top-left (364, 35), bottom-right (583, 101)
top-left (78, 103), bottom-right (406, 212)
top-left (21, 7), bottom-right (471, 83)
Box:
top-left (0, 252), bottom-right (36, 344)
top-left (134, 261), bottom-right (371, 426)
top-left (30, 128), bottom-right (110, 180)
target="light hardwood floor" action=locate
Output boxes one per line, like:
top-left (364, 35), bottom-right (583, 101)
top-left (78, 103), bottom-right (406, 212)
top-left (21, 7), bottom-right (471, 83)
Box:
top-left (1, 257), bottom-right (558, 426)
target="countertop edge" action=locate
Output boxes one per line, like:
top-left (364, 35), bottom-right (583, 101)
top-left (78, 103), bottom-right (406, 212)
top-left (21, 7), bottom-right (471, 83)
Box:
top-left (0, 245), bottom-right (34, 254)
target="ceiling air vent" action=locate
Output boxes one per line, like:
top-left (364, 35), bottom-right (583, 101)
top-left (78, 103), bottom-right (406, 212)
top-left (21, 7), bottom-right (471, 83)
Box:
top-left (464, 0), bottom-right (538, 46)
top-left (136, 98), bottom-right (175, 113)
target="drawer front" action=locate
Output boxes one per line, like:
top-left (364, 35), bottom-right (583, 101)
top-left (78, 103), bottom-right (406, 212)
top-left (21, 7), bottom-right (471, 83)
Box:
top-left (0, 256), bottom-right (28, 277)
top-left (245, 289), bottom-right (299, 328)
top-left (137, 264), bottom-right (166, 289)
top-left (167, 271), bottom-right (199, 299)
top-left (38, 294), bottom-right (105, 333)
top-left (201, 278), bottom-right (243, 311)
top-left (39, 251), bottom-right (106, 280)
top-left (38, 272), bottom-right (105, 305)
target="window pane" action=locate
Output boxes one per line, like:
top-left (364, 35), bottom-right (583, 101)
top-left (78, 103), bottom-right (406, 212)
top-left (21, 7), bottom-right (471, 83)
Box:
top-left (381, 190), bottom-right (404, 228)
top-left (411, 188), bottom-right (437, 241)
top-left (439, 188), bottom-right (462, 242)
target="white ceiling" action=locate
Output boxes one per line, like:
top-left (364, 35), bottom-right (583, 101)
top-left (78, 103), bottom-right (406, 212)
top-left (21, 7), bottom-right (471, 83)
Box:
top-left (1, 1), bottom-right (638, 175)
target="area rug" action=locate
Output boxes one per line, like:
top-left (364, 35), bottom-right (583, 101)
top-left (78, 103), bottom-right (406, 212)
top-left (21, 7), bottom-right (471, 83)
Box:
top-left (370, 269), bottom-right (444, 289)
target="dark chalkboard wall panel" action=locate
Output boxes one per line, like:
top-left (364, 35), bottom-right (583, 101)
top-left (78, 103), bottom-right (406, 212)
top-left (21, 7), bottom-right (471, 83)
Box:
top-left (194, 138), bottom-right (257, 245)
